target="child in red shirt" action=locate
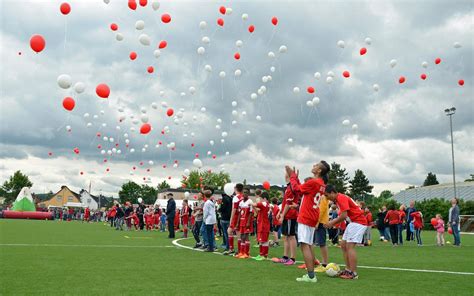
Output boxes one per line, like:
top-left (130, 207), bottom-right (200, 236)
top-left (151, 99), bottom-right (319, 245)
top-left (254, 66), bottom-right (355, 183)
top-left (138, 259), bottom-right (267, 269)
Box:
top-left (235, 187), bottom-right (253, 259)
top-left (363, 207), bottom-right (373, 246)
top-left (145, 207), bottom-right (153, 231)
top-left (252, 191), bottom-right (271, 260)
top-left (181, 200), bottom-right (190, 238)
top-left (174, 209), bottom-right (180, 231)
top-left (131, 211), bottom-right (139, 230)
top-left (271, 198), bottom-right (281, 247)
top-left (410, 211), bottom-right (423, 246)
top-left (384, 205), bottom-right (401, 246)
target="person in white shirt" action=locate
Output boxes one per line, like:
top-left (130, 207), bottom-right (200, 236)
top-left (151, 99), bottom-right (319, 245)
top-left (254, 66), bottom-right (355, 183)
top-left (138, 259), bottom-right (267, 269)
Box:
top-left (203, 190), bottom-right (217, 252)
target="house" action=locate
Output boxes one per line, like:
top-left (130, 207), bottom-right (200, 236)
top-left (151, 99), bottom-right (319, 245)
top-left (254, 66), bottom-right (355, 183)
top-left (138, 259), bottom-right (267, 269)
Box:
top-left (79, 190), bottom-right (99, 210)
top-left (32, 192), bottom-right (53, 209)
top-left (42, 186), bottom-right (82, 209)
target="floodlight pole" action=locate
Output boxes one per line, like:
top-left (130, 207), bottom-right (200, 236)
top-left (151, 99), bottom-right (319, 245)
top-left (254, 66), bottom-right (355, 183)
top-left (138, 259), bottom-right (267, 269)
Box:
top-left (444, 107), bottom-right (457, 198)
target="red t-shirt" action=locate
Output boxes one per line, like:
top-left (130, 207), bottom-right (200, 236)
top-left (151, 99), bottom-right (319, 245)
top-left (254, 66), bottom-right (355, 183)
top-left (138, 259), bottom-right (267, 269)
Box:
top-left (256, 201), bottom-right (270, 233)
top-left (410, 212), bottom-right (423, 229)
top-left (365, 212), bottom-right (373, 225)
top-left (282, 184), bottom-right (300, 220)
top-left (289, 174), bottom-right (326, 227)
top-left (399, 210), bottom-right (406, 223)
top-left (272, 205), bottom-right (281, 226)
top-left (336, 193), bottom-right (368, 225)
top-left (239, 198), bottom-right (253, 228)
top-left (181, 206), bottom-right (189, 223)
top-left (385, 210), bottom-right (400, 225)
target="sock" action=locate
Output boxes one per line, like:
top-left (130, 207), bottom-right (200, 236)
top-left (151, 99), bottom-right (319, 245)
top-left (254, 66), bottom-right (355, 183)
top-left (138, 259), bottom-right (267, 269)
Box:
top-left (245, 241), bottom-right (250, 255)
top-left (307, 271), bottom-right (315, 279)
top-left (237, 239), bottom-right (242, 253)
top-left (259, 245), bottom-right (263, 256)
top-left (240, 242), bottom-right (246, 255)
top-left (263, 245), bottom-right (269, 257)
top-left (229, 236), bottom-right (234, 251)
top-left (184, 229), bottom-right (188, 238)
top-left (322, 263), bottom-right (327, 267)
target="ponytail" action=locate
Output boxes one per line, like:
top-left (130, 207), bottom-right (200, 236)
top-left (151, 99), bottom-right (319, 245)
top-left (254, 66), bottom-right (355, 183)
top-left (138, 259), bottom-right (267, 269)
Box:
top-left (320, 160), bottom-right (330, 184)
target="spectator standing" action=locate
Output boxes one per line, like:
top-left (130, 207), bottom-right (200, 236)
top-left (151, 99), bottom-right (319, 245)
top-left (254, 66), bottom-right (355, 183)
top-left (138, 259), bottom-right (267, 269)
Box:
top-left (398, 205), bottom-right (406, 245)
top-left (449, 198), bottom-right (461, 247)
top-left (203, 191), bottom-right (217, 252)
top-left (434, 214), bottom-right (445, 246)
top-left (410, 210), bottom-right (424, 246)
top-left (219, 193), bottom-right (232, 251)
top-left (115, 204), bottom-right (124, 231)
top-left (193, 194), bottom-right (205, 248)
top-left (405, 201), bottom-right (416, 241)
top-left (137, 200), bottom-right (145, 231)
top-left (166, 193), bottom-right (176, 238)
top-left (384, 205), bottom-right (400, 246)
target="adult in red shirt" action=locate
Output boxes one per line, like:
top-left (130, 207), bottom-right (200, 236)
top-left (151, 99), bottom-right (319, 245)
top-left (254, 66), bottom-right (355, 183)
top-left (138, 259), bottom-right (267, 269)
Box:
top-left (324, 186), bottom-right (368, 280)
top-left (384, 205), bottom-right (401, 246)
top-left (252, 191), bottom-right (271, 260)
top-left (285, 161), bottom-right (330, 283)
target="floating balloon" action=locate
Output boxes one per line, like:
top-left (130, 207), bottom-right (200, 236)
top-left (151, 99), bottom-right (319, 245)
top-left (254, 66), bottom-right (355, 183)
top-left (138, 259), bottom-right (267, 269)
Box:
top-left (373, 84), bottom-right (379, 92)
top-left (234, 69), bottom-right (242, 77)
top-left (62, 97), bottom-right (75, 111)
top-left (226, 7), bottom-right (233, 15)
top-left (219, 6), bottom-right (226, 14)
top-left (217, 18), bottom-right (224, 26)
top-left (312, 97), bottom-right (320, 105)
top-left (223, 183), bottom-right (235, 195)
top-left (271, 17), bottom-right (278, 25)
top-left (158, 40), bottom-right (167, 49)
top-left (151, 0), bottom-right (159, 10)
top-left (199, 21), bottom-right (207, 30)
top-left (288, 138), bottom-right (293, 144)
top-left (236, 40), bottom-right (243, 47)
top-left (342, 71), bottom-right (350, 78)
top-left (110, 23), bottom-right (118, 31)
top-left (197, 47), bottom-right (205, 55)
top-left (153, 49), bottom-right (161, 58)
top-left (268, 51), bottom-right (275, 58)
top-left (202, 36), bottom-right (210, 44)
top-left (30, 34), bottom-right (46, 53)
top-left (342, 119), bottom-right (350, 126)
top-left (307, 86), bottom-right (315, 94)
top-left (293, 87), bottom-right (300, 93)
top-left (352, 124), bottom-right (358, 130)
top-left (360, 47), bottom-right (367, 55)
top-left (139, 0), bottom-right (147, 6)
top-left (234, 52), bottom-right (240, 60)
top-left (57, 74), bottom-right (72, 89)
top-left (139, 34), bottom-right (150, 46)
top-left (204, 64), bottom-right (212, 72)
top-left (337, 40), bottom-right (345, 48)
top-left (147, 66), bottom-right (154, 73)
top-left (435, 57), bottom-right (441, 65)
top-left (130, 51), bottom-right (137, 60)
top-left (193, 158), bottom-right (203, 168)
top-left (219, 71), bottom-right (226, 78)
top-left (135, 20), bottom-right (145, 30)
top-left (279, 45), bottom-right (287, 53)
top-left (263, 181), bottom-right (270, 190)
top-left (390, 59), bottom-right (397, 68)
top-left (161, 14), bottom-right (171, 23)
top-left (458, 79), bottom-right (464, 86)
top-left (60, 2), bottom-right (71, 15)
top-left (96, 83), bottom-right (110, 98)
top-left (140, 123), bottom-right (151, 134)
top-left (166, 108), bottom-right (174, 117)
top-left (326, 77), bottom-right (333, 84)
top-left (128, 0), bottom-right (137, 10)
top-left (248, 25), bottom-right (255, 33)
top-left (399, 76), bottom-right (406, 84)
top-left (314, 72), bottom-right (321, 80)
top-left (306, 100), bottom-right (314, 107)
top-left (365, 37), bottom-right (372, 45)
top-left (420, 73), bottom-right (427, 80)
top-left (453, 42), bottom-right (461, 49)
top-left (74, 82), bottom-right (85, 94)
top-left (116, 33), bottom-right (124, 41)
top-left (242, 13), bottom-right (248, 20)
top-left (422, 61), bottom-right (428, 68)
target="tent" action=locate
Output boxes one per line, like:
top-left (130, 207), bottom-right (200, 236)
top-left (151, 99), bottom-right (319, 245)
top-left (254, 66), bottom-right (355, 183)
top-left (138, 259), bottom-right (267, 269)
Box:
top-left (11, 187), bottom-right (36, 212)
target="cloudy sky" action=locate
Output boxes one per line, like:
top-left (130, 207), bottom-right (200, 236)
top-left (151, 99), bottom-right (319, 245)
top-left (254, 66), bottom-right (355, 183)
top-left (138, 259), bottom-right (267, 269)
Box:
top-left (1, 0), bottom-right (472, 197)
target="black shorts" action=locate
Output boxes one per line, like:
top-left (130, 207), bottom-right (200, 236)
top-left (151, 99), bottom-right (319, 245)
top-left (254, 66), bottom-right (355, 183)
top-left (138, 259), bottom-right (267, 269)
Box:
top-left (282, 219), bottom-right (297, 236)
top-left (313, 224), bottom-right (327, 246)
top-left (272, 225), bottom-right (281, 232)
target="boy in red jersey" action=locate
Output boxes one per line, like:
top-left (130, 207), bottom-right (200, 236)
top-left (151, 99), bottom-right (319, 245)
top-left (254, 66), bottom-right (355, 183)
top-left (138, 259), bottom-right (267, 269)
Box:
top-left (252, 191), bottom-right (271, 260)
top-left (286, 161), bottom-right (330, 283)
top-left (181, 200), bottom-right (190, 238)
top-left (145, 207), bottom-right (154, 231)
top-left (84, 207), bottom-right (90, 222)
top-left (271, 198), bottom-right (281, 246)
top-left (324, 186), bottom-right (368, 280)
top-left (131, 210), bottom-right (139, 230)
top-left (153, 206), bottom-right (161, 230)
top-left (235, 187), bottom-right (253, 259)
top-left (174, 209), bottom-right (180, 231)
top-left (223, 183), bottom-right (244, 256)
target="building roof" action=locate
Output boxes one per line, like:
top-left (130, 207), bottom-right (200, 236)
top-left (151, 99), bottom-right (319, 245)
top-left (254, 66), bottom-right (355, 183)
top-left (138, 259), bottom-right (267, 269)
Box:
top-left (393, 181), bottom-right (474, 204)
top-left (79, 189), bottom-right (113, 207)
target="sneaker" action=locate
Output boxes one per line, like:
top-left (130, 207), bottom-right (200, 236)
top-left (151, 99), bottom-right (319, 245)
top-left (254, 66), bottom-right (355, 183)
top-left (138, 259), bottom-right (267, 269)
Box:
top-left (284, 259), bottom-right (295, 266)
top-left (240, 254), bottom-right (250, 259)
top-left (340, 271), bottom-right (358, 280)
top-left (297, 263), bottom-right (306, 269)
top-left (234, 253), bottom-right (245, 258)
top-left (222, 250), bottom-right (230, 255)
top-left (315, 265), bottom-right (327, 273)
top-left (228, 250), bottom-right (236, 255)
top-left (296, 274), bottom-right (317, 283)
top-left (337, 269), bottom-right (350, 277)
top-left (193, 244), bottom-right (202, 249)
top-left (253, 255), bottom-right (265, 261)
top-left (271, 257), bottom-right (283, 263)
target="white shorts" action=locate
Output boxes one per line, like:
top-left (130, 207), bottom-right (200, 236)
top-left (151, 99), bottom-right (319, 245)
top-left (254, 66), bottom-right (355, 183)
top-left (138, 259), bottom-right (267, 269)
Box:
top-left (342, 222), bottom-right (367, 244)
top-left (297, 223), bottom-right (315, 245)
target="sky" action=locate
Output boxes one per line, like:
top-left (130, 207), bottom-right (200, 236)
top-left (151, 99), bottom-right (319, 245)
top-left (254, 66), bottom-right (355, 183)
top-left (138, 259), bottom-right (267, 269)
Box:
top-left (0, 0), bottom-right (473, 197)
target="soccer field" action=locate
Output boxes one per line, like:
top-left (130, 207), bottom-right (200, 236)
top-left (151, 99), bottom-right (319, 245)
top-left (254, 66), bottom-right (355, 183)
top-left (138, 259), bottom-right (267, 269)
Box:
top-left (0, 220), bottom-right (472, 295)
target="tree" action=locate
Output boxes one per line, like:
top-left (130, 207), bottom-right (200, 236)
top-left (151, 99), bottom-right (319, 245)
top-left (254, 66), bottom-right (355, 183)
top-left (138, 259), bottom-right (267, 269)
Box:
top-left (464, 174), bottom-right (474, 182)
top-left (157, 180), bottom-right (171, 190)
top-left (328, 162), bottom-right (350, 194)
top-left (349, 169), bottom-right (373, 199)
top-left (423, 172), bottom-right (439, 186)
top-left (2, 171), bottom-right (33, 204)
top-left (118, 181), bottom-right (141, 204)
top-left (378, 190), bottom-right (393, 200)
top-left (267, 188), bottom-right (283, 203)
top-left (140, 185), bottom-right (157, 204)
top-left (181, 170), bottom-right (231, 191)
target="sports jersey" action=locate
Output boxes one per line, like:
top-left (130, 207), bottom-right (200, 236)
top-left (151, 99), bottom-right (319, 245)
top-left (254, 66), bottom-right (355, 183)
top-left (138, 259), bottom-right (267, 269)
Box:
top-left (256, 201), bottom-right (270, 233)
top-left (289, 173), bottom-right (326, 227)
top-left (398, 210), bottom-right (406, 223)
top-left (181, 206), bottom-right (189, 224)
top-left (410, 212), bottom-right (423, 229)
top-left (272, 205), bottom-right (281, 226)
top-left (238, 198), bottom-right (253, 233)
top-left (385, 210), bottom-right (400, 225)
top-left (282, 183), bottom-right (300, 220)
top-left (230, 193), bottom-right (243, 228)
top-left (335, 193), bottom-right (367, 225)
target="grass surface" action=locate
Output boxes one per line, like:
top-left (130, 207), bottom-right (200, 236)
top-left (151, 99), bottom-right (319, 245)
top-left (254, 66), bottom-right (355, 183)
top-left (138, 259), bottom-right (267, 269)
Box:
top-left (0, 219), bottom-right (473, 295)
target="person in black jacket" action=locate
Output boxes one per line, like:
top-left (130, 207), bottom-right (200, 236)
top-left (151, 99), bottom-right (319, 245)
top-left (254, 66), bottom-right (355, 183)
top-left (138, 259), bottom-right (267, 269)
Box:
top-left (137, 199), bottom-right (145, 230)
top-left (166, 193), bottom-right (176, 238)
top-left (219, 193), bottom-right (233, 252)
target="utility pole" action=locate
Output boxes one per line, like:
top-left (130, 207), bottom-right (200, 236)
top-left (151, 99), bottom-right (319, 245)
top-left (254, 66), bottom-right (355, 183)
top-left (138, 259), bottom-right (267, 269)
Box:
top-left (444, 107), bottom-right (457, 198)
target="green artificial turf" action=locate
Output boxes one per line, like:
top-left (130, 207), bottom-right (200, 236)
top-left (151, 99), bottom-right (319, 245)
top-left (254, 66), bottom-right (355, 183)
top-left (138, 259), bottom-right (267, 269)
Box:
top-left (0, 219), bottom-right (473, 295)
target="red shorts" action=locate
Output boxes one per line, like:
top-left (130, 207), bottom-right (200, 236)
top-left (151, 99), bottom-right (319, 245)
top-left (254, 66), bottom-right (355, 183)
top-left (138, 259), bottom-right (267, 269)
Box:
top-left (239, 223), bottom-right (253, 234)
top-left (230, 215), bottom-right (239, 229)
top-left (182, 218), bottom-right (189, 226)
top-left (257, 231), bottom-right (269, 243)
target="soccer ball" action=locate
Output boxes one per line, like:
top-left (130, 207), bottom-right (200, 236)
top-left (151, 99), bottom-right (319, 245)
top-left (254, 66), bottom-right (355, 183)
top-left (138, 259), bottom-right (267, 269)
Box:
top-left (325, 263), bottom-right (340, 277)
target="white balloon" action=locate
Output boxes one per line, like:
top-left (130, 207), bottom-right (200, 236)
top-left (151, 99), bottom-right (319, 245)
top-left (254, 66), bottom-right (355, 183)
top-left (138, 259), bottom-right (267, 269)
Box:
top-left (246, 130), bottom-right (251, 135)
top-left (326, 77), bottom-right (334, 84)
top-left (234, 69), bottom-right (242, 77)
top-left (219, 71), bottom-right (226, 78)
top-left (161, 101), bottom-right (168, 108)
top-left (256, 115), bottom-right (262, 121)
top-left (65, 125), bottom-right (71, 131)
top-left (314, 72), bottom-right (321, 80)
top-left (138, 34), bottom-right (150, 46)
top-left (365, 37), bottom-right (372, 45)
top-left (141, 114), bottom-right (149, 123)
top-left (204, 64), bottom-right (212, 72)
top-left (151, 102), bottom-right (158, 109)
top-left (231, 120), bottom-right (237, 125)
top-left (241, 111), bottom-right (247, 116)
top-left (279, 45), bottom-right (288, 53)
top-left (337, 40), bottom-right (345, 48)
top-left (270, 66), bottom-right (276, 72)
top-left (268, 51), bottom-right (275, 58)
top-left (226, 7), bottom-right (232, 15)
top-left (57, 74), bottom-right (72, 89)
top-left (83, 113), bottom-right (90, 118)
top-left (312, 97), bottom-right (320, 105)
top-left (74, 82), bottom-right (85, 94)
top-left (453, 42), bottom-right (461, 49)
top-left (250, 93), bottom-right (258, 100)
top-left (288, 138), bottom-right (293, 143)
top-left (217, 118), bottom-right (222, 123)
top-left (202, 36), bottom-right (210, 44)
top-left (242, 13), bottom-right (248, 20)
top-left (221, 131), bottom-right (228, 138)
top-left (193, 158), bottom-right (203, 168)
top-left (184, 169), bottom-right (190, 176)
top-left (327, 71), bottom-right (335, 77)
top-left (86, 122), bottom-right (92, 127)
top-left (200, 107), bottom-right (206, 112)
top-left (306, 100), bottom-right (314, 107)
top-left (421, 61), bottom-right (428, 68)
top-left (138, 198), bottom-right (143, 203)
top-left (210, 140), bottom-right (215, 146)
top-left (168, 142), bottom-right (176, 149)
top-left (151, 0), bottom-right (160, 10)
top-left (103, 0), bottom-right (110, 4)
top-left (225, 151), bottom-right (230, 156)
top-left (135, 20), bottom-right (145, 30)
top-left (199, 21), bottom-right (207, 30)
top-left (224, 183), bottom-right (235, 196)
top-left (390, 59), bottom-right (397, 68)
top-left (373, 84), bottom-right (380, 92)
top-left (232, 110), bottom-right (238, 116)
top-left (352, 124), bottom-right (358, 130)
top-left (116, 33), bottom-right (124, 41)
top-left (342, 119), bottom-right (350, 126)
top-left (293, 87), bottom-right (300, 93)
top-left (189, 86), bottom-right (196, 94)
top-left (184, 191), bottom-right (190, 198)
top-left (197, 47), bottom-right (205, 55)
top-left (101, 150), bottom-right (106, 155)
top-left (236, 40), bottom-right (243, 47)
top-left (231, 101), bottom-right (237, 107)
top-left (215, 124), bottom-right (221, 129)
top-left (262, 76), bottom-right (268, 83)
top-left (130, 148), bottom-right (135, 153)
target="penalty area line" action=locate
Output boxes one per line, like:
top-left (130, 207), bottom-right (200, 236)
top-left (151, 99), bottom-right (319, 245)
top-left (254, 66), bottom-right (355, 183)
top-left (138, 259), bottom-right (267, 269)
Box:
top-left (0, 243), bottom-right (174, 249)
top-left (172, 238), bottom-right (474, 276)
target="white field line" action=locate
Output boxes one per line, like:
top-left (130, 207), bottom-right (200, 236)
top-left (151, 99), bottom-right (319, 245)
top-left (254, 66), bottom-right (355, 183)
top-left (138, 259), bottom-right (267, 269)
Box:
top-left (172, 238), bottom-right (474, 276)
top-left (0, 243), bottom-right (173, 248)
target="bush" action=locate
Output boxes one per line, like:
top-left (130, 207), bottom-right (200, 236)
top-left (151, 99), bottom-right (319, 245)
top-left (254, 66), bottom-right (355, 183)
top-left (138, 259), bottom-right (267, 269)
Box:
top-left (414, 198), bottom-right (474, 230)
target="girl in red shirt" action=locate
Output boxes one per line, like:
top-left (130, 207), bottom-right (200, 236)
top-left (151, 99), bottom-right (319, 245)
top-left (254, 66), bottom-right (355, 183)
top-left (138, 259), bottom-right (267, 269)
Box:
top-left (384, 205), bottom-right (400, 246)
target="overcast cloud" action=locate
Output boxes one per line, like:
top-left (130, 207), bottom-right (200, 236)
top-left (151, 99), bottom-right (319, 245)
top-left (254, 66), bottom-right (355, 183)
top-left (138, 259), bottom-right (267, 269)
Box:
top-left (0, 0), bottom-right (473, 197)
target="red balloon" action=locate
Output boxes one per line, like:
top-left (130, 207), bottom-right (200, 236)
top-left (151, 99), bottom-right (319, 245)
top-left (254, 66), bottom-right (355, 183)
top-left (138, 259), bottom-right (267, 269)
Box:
top-left (458, 79), bottom-right (464, 86)
top-left (48, 152), bottom-right (52, 156)
top-left (234, 52), bottom-right (240, 60)
top-left (448, 227), bottom-right (453, 234)
top-left (140, 123), bottom-right (151, 134)
top-left (430, 218), bottom-right (437, 226)
top-left (158, 40), bottom-right (167, 49)
top-left (73, 148), bottom-right (80, 154)
top-left (110, 23), bottom-right (118, 31)
top-left (263, 181), bottom-right (270, 190)
top-left (195, 153), bottom-right (199, 158)
top-left (30, 34), bottom-right (46, 53)
top-left (62, 97), bottom-right (75, 111)
top-left (420, 73), bottom-right (427, 80)
top-left (129, 51), bottom-right (137, 60)
top-left (80, 171), bottom-right (84, 175)
top-left (161, 13), bottom-right (171, 23)
top-left (96, 83), bottom-right (110, 98)
top-left (360, 47), bottom-right (367, 55)
top-left (248, 25), bottom-right (255, 33)
top-left (212, 155), bottom-right (216, 159)
top-left (128, 0), bottom-right (137, 10)
top-left (398, 76), bottom-right (406, 84)
top-left (271, 17), bottom-right (278, 26)
top-left (435, 57), bottom-right (441, 65)
top-left (217, 18), bottom-right (224, 26)
top-left (139, 0), bottom-right (147, 7)
top-left (343, 71), bottom-right (350, 78)
top-left (219, 6), bottom-right (226, 14)
top-left (166, 108), bottom-right (174, 117)
top-left (60, 3), bottom-right (71, 15)
top-left (147, 66), bottom-right (154, 73)
top-left (307, 86), bottom-right (315, 94)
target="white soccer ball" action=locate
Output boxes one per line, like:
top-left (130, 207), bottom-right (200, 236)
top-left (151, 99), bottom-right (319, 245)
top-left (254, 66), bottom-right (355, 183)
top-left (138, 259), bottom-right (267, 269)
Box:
top-left (325, 263), bottom-right (340, 277)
